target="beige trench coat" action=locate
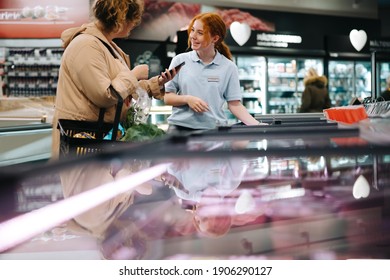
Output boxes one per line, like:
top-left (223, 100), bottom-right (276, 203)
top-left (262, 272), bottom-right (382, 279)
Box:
top-left (51, 23), bottom-right (163, 238)
top-left (52, 22), bottom-right (164, 159)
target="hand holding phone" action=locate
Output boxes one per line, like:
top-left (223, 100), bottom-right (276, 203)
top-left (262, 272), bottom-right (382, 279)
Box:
top-left (158, 61), bottom-right (185, 87)
top-left (166, 61), bottom-right (185, 76)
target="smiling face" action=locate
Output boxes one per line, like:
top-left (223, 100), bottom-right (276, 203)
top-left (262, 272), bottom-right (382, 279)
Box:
top-left (189, 19), bottom-right (218, 52)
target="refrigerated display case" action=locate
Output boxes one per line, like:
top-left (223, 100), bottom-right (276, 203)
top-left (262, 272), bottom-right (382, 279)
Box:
top-left (369, 38), bottom-right (390, 100)
top-left (325, 35), bottom-right (372, 106)
top-left (234, 55), bottom-right (266, 115)
top-left (267, 57), bottom-right (323, 114)
top-left (1, 117), bottom-right (390, 260)
top-left (377, 60), bottom-right (390, 96)
top-left (233, 54), bottom-right (324, 116)
top-left (328, 60), bottom-right (371, 106)
top-left (375, 51), bottom-right (390, 98)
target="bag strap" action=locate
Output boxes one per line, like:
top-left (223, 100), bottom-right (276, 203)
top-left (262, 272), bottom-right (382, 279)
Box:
top-left (110, 87), bottom-right (123, 141)
top-left (95, 38), bottom-right (124, 141)
top-left (97, 37), bottom-right (118, 59)
top-left (98, 107), bottom-right (105, 124)
top-left (96, 87), bottom-right (123, 141)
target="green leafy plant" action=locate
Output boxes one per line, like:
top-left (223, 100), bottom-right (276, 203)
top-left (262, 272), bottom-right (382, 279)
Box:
top-left (121, 104), bottom-right (165, 142)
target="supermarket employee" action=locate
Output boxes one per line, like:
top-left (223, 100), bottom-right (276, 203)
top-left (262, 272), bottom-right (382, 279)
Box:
top-left (51, 0), bottom-right (175, 159)
top-left (164, 12), bottom-right (262, 133)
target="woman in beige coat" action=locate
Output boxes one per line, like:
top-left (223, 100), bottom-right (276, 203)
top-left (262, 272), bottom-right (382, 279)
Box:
top-left (52, 0), bottom-right (176, 240)
top-left (52, 0), bottom-right (174, 159)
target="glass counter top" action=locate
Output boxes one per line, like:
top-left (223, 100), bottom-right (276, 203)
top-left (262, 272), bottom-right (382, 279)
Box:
top-left (1, 118), bottom-right (390, 260)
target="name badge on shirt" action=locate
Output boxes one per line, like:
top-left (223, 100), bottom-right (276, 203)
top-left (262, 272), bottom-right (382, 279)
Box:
top-left (207, 76), bottom-right (219, 82)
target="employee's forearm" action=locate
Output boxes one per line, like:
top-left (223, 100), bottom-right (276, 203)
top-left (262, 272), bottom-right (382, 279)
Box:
top-left (229, 103), bottom-right (260, 125)
top-left (164, 93), bottom-right (188, 106)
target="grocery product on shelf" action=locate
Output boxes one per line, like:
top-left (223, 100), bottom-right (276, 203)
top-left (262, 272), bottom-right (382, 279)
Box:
top-left (267, 57), bottom-right (323, 114)
top-left (2, 47), bottom-right (63, 97)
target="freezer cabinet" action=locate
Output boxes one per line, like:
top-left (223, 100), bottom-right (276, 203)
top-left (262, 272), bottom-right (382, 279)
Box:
top-left (267, 57), bottom-right (324, 114)
top-left (328, 60), bottom-right (371, 106)
top-left (1, 119), bottom-right (390, 260)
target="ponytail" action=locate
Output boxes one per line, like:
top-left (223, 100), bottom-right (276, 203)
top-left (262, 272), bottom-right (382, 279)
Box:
top-left (216, 41), bottom-right (232, 61)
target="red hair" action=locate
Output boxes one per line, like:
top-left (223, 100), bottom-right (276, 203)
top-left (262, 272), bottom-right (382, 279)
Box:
top-left (187, 12), bottom-right (233, 60)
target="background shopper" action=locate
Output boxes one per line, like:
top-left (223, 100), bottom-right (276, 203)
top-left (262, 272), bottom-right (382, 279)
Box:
top-left (51, 0), bottom-right (175, 159)
top-left (163, 12), bottom-right (262, 132)
top-left (379, 76), bottom-right (390, 101)
top-left (299, 67), bottom-right (331, 113)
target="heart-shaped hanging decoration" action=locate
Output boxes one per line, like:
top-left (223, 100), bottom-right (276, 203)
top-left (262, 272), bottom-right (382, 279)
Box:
top-left (349, 29), bottom-right (367, 52)
top-left (230, 21), bottom-right (251, 46)
top-left (352, 174), bottom-right (370, 199)
top-left (235, 190), bottom-right (255, 214)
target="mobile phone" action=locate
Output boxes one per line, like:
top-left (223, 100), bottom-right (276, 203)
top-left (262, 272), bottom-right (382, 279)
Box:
top-left (166, 61), bottom-right (185, 75)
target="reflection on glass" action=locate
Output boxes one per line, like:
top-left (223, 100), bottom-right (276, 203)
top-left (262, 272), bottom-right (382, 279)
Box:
top-left (59, 160), bottom-right (156, 239)
top-left (1, 148), bottom-right (389, 260)
top-left (163, 157), bottom-right (247, 203)
top-left (352, 174), bottom-right (370, 199)
top-left (235, 190), bottom-right (256, 214)
top-left (242, 157), bottom-right (269, 181)
top-left (0, 161), bottom-right (168, 253)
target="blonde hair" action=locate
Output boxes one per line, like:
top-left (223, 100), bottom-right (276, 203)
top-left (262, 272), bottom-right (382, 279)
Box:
top-left (307, 67), bottom-right (318, 78)
top-left (93, 0), bottom-right (144, 33)
top-left (187, 12), bottom-right (233, 60)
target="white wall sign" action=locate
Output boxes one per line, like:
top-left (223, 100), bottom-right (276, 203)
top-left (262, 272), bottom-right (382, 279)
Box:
top-left (256, 33), bottom-right (302, 48)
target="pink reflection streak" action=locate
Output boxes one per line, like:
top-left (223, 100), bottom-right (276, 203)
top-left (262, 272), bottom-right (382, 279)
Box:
top-left (0, 163), bottom-right (170, 252)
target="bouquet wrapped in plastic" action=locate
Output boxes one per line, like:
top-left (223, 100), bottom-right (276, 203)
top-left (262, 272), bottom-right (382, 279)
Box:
top-left (120, 87), bottom-right (165, 142)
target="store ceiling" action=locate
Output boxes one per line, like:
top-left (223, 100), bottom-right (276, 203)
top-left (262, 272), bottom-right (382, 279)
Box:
top-left (176, 0), bottom-right (381, 19)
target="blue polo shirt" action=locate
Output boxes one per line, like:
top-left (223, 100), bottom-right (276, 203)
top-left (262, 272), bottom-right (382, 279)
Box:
top-left (165, 50), bottom-right (242, 129)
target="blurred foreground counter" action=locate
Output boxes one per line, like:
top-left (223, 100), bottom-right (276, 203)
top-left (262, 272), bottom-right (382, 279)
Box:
top-left (0, 97), bottom-right (54, 166)
top-left (1, 113), bottom-right (390, 260)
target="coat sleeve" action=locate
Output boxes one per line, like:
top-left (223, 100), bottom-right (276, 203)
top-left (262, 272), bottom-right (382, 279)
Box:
top-left (69, 39), bottom-right (126, 108)
top-left (112, 44), bottom-right (165, 101)
top-left (112, 70), bottom-right (164, 101)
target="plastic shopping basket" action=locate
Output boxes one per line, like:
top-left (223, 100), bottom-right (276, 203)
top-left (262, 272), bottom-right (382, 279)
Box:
top-left (57, 87), bottom-right (124, 157)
